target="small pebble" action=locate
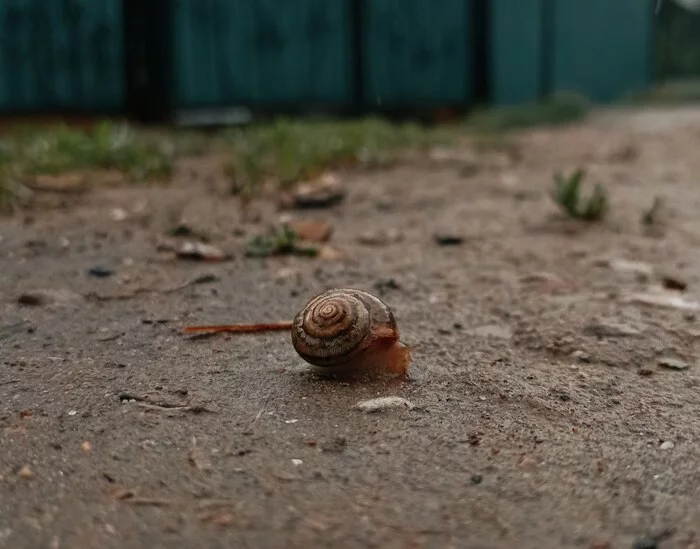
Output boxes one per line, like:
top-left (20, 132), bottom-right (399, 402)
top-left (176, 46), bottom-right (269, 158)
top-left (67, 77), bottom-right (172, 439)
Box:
top-left (292, 176), bottom-right (345, 209)
top-left (17, 289), bottom-right (82, 307)
top-left (358, 228), bottom-right (403, 246)
top-left (659, 441), bottom-right (674, 450)
top-left (658, 357), bottom-right (690, 371)
top-left (599, 258), bottom-right (654, 279)
top-left (287, 219), bottom-right (333, 243)
top-left (291, 459), bottom-right (303, 466)
top-left (584, 321), bottom-right (641, 338)
top-left (660, 272), bottom-right (687, 291)
top-left (88, 266), bottom-right (115, 278)
top-left (109, 208), bottom-right (128, 221)
top-left (17, 465), bottom-right (33, 479)
top-left (433, 233), bottom-right (464, 246)
top-left (177, 242), bottom-right (228, 262)
top-left (571, 350), bottom-right (591, 362)
top-left (355, 396), bottom-right (415, 413)
top-left (624, 291), bottom-right (700, 312)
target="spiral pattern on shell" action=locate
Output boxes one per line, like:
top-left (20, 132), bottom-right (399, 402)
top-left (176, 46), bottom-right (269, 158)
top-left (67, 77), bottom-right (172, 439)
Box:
top-left (291, 289), bottom-right (378, 367)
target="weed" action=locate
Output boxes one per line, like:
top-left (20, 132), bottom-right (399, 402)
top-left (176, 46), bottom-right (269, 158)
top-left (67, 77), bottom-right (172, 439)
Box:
top-left (467, 92), bottom-right (591, 134)
top-left (0, 151), bottom-right (32, 213)
top-left (224, 117), bottom-right (455, 192)
top-left (8, 120), bottom-right (174, 181)
top-left (0, 173), bottom-right (18, 213)
top-left (551, 168), bottom-right (608, 221)
top-left (245, 224), bottom-right (319, 258)
top-left (167, 224), bottom-right (212, 242)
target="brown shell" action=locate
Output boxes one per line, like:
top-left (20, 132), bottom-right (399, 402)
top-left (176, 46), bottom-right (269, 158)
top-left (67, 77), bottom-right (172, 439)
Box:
top-left (291, 288), bottom-right (399, 368)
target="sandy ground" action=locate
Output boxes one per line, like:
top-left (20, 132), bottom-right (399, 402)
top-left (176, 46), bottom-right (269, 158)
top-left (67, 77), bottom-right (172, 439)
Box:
top-left (2, 106), bottom-right (700, 549)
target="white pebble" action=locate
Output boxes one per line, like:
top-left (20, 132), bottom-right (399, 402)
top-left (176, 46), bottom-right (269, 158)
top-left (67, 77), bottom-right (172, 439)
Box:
top-left (355, 396), bottom-right (415, 413)
top-left (291, 459), bottom-right (303, 466)
top-left (109, 208), bottom-right (128, 221)
top-left (285, 419), bottom-right (298, 424)
top-left (660, 441), bottom-right (675, 450)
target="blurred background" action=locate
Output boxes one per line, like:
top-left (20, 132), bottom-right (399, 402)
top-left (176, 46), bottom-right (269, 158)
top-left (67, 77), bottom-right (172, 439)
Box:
top-left (0, 0), bottom-right (699, 126)
top-left (2, 0), bottom-right (700, 215)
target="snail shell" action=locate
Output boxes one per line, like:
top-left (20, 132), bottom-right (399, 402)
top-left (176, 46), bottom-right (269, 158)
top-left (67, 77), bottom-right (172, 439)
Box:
top-left (291, 288), bottom-right (411, 377)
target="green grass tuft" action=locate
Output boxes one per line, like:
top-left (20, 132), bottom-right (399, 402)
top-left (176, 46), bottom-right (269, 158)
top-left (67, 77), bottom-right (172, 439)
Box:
top-left (7, 120), bottom-right (175, 181)
top-left (551, 168), bottom-right (608, 221)
top-left (466, 92), bottom-right (591, 134)
top-left (245, 224), bottom-right (319, 258)
top-left (224, 117), bottom-right (455, 193)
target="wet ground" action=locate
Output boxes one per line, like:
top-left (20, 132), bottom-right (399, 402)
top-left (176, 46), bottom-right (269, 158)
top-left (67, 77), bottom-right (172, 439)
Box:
top-left (2, 106), bottom-right (700, 549)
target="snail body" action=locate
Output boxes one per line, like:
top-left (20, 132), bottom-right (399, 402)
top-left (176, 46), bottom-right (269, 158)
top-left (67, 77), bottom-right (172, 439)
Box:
top-left (291, 288), bottom-right (412, 378)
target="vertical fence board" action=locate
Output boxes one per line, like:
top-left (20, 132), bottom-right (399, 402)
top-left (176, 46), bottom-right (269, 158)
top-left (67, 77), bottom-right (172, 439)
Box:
top-left (548, 0), bottom-right (654, 101)
top-left (172, 0), bottom-right (354, 109)
top-left (489, 0), bottom-right (545, 105)
top-left (361, 0), bottom-right (474, 108)
top-left (0, 0), bottom-right (124, 113)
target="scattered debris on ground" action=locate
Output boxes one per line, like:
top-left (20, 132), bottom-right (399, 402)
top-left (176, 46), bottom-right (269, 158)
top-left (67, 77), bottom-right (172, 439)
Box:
top-left (2, 107), bottom-right (700, 549)
top-left (175, 241), bottom-right (229, 262)
top-left (658, 357), bottom-right (690, 371)
top-left (288, 174), bottom-right (346, 210)
top-left (433, 232), bottom-right (465, 246)
top-left (245, 224), bottom-right (319, 258)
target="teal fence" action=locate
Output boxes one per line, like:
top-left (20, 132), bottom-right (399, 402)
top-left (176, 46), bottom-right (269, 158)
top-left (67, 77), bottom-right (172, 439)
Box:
top-left (171, 0), bottom-right (356, 109)
top-left (490, 0), bottom-right (656, 105)
top-left (168, 0), bottom-right (477, 113)
top-left (0, 0), bottom-right (697, 118)
top-left (0, 0), bottom-right (125, 113)
top-left (360, 0), bottom-right (475, 107)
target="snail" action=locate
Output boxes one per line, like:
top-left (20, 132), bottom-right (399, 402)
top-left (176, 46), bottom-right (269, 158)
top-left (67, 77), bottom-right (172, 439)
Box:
top-left (291, 288), bottom-right (412, 378)
top-left (183, 288), bottom-right (412, 378)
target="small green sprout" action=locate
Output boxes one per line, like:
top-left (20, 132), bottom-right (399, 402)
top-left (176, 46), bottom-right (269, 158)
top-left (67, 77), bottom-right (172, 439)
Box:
top-left (245, 224), bottom-right (319, 258)
top-left (551, 168), bottom-right (608, 221)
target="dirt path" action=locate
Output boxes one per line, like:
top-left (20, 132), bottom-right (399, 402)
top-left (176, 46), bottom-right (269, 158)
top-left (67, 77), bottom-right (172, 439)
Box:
top-left (2, 107), bottom-right (700, 549)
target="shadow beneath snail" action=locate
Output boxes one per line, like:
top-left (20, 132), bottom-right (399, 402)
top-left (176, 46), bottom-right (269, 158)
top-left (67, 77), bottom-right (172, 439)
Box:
top-left (292, 338), bottom-right (425, 386)
top-left (287, 346), bottom-right (428, 390)
top-left (297, 370), bottom-right (414, 389)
